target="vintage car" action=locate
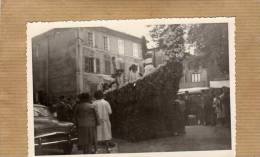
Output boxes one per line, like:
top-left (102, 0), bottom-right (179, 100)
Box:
top-left (34, 104), bottom-right (77, 155)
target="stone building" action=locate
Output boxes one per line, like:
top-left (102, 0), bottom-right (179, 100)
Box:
top-left (179, 55), bottom-right (208, 90)
top-left (32, 27), bottom-right (143, 104)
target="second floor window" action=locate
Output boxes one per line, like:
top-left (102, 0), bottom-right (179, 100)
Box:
top-left (118, 39), bottom-right (124, 55)
top-left (87, 32), bottom-right (94, 47)
top-left (192, 73), bottom-right (201, 83)
top-left (133, 43), bottom-right (139, 58)
top-left (85, 57), bottom-right (94, 73)
top-left (103, 36), bottom-right (109, 51)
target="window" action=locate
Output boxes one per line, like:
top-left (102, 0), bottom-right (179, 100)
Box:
top-left (34, 110), bottom-right (40, 117)
top-left (120, 62), bottom-right (125, 71)
top-left (95, 58), bottom-right (100, 73)
top-left (103, 36), bottom-right (109, 51)
top-left (105, 59), bottom-right (111, 74)
top-left (34, 107), bottom-right (52, 117)
top-left (133, 43), bottom-right (139, 58)
top-left (192, 73), bottom-right (201, 82)
top-left (118, 39), bottom-right (124, 55)
top-left (87, 32), bottom-right (94, 47)
top-left (85, 57), bottom-right (94, 73)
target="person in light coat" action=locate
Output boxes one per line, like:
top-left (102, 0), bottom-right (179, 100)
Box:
top-left (93, 90), bottom-right (112, 153)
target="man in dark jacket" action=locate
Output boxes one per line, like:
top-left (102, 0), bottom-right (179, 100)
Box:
top-left (184, 91), bottom-right (191, 125)
top-left (56, 96), bottom-right (72, 122)
top-left (175, 95), bottom-right (186, 134)
top-left (202, 90), bottom-right (211, 125)
top-left (220, 87), bottom-right (230, 127)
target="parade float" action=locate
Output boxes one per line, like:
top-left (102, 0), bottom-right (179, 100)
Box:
top-left (105, 60), bottom-right (183, 142)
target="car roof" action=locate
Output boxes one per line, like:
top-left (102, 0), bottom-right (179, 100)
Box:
top-left (34, 104), bottom-right (47, 108)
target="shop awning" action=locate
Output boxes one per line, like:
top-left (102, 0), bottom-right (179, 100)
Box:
top-left (210, 80), bottom-right (230, 88)
top-left (178, 87), bottom-right (210, 94)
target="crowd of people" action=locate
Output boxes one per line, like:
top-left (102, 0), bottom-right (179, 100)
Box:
top-left (174, 87), bottom-right (231, 133)
top-left (41, 86), bottom-right (230, 154)
top-left (52, 90), bottom-right (113, 154)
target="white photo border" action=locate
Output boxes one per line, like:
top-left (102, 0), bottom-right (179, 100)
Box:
top-left (27, 17), bottom-right (236, 157)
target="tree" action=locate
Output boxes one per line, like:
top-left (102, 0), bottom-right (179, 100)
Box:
top-left (149, 24), bottom-right (185, 60)
top-left (141, 36), bottom-right (148, 59)
top-left (188, 23), bottom-right (229, 75)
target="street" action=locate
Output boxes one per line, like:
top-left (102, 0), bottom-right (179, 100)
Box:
top-left (38, 125), bottom-right (231, 155)
top-left (116, 125), bottom-right (231, 153)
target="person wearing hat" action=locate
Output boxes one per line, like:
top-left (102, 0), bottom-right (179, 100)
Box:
top-left (74, 93), bottom-right (99, 154)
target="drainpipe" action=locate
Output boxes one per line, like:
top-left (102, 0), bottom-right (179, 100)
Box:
top-left (76, 28), bottom-right (80, 95)
top-left (76, 28), bottom-right (83, 95)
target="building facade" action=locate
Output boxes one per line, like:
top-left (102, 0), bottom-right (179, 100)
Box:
top-left (179, 56), bottom-right (208, 89)
top-left (32, 27), bottom-right (143, 104)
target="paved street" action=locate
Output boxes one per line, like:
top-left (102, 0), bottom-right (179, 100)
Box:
top-left (116, 125), bottom-right (231, 153)
top-left (38, 125), bottom-right (231, 155)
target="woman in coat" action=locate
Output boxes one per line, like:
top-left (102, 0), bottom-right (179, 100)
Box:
top-left (75, 93), bottom-right (99, 154)
top-left (93, 90), bottom-right (112, 153)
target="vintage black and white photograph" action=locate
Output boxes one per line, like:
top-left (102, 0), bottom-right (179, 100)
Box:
top-left (27, 18), bottom-right (235, 157)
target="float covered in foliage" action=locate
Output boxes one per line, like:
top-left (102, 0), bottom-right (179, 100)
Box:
top-left (105, 60), bottom-right (183, 142)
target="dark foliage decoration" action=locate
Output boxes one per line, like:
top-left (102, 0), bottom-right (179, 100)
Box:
top-left (105, 60), bottom-right (183, 142)
top-left (141, 36), bottom-right (148, 59)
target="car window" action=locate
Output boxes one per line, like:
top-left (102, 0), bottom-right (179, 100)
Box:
top-left (34, 110), bottom-right (40, 117)
top-left (34, 107), bottom-right (52, 117)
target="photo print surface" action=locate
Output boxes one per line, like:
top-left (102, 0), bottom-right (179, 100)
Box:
top-left (27, 17), bottom-right (236, 157)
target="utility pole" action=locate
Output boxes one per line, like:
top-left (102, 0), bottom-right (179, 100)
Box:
top-left (76, 28), bottom-right (80, 95)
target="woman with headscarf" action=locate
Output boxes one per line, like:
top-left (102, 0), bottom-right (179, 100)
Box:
top-left (75, 93), bottom-right (99, 154)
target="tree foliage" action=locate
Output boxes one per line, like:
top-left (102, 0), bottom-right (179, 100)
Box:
top-left (141, 36), bottom-right (148, 59)
top-left (187, 23), bottom-right (229, 75)
top-left (149, 24), bottom-right (185, 60)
